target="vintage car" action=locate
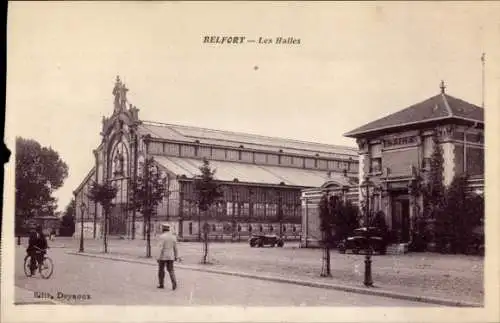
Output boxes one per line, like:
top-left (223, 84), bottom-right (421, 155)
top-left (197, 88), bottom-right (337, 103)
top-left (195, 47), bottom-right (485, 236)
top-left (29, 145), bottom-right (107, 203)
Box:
top-left (249, 234), bottom-right (284, 248)
top-left (337, 227), bottom-right (388, 255)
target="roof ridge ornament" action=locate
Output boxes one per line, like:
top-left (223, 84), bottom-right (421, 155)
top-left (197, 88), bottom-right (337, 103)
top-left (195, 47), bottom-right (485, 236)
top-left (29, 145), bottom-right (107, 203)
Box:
top-left (440, 80), bottom-right (446, 94)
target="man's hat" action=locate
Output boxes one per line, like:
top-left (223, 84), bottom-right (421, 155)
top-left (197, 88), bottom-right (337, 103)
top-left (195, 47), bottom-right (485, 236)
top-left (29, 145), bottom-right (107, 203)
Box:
top-left (161, 223), bottom-right (170, 230)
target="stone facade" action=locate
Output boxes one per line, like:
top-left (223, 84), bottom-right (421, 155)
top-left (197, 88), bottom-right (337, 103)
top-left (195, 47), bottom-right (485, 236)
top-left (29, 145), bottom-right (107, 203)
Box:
top-left (343, 86), bottom-right (484, 245)
top-left (301, 85), bottom-right (485, 249)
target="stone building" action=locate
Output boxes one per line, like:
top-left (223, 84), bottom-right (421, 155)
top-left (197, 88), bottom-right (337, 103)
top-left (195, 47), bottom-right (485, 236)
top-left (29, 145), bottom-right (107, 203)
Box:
top-left (301, 82), bottom-right (484, 249)
top-left (73, 76), bottom-right (358, 241)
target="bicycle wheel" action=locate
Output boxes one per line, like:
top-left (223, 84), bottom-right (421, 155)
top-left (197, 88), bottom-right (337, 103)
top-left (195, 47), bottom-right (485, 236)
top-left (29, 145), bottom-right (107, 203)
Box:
top-left (24, 255), bottom-right (34, 277)
top-left (39, 256), bottom-right (54, 279)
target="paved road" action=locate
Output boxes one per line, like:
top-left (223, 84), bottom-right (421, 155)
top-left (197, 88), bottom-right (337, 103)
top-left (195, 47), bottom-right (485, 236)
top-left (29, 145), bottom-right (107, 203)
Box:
top-left (44, 237), bottom-right (482, 304)
top-left (14, 246), bottom-right (431, 306)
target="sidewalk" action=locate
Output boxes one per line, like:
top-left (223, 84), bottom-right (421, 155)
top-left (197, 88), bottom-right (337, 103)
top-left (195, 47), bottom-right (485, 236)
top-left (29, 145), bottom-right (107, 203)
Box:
top-left (64, 237), bottom-right (484, 307)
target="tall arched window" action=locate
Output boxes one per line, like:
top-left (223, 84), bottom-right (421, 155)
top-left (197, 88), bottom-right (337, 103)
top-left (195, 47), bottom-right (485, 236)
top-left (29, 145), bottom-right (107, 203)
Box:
top-left (111, 141), bottom-right (129, 177)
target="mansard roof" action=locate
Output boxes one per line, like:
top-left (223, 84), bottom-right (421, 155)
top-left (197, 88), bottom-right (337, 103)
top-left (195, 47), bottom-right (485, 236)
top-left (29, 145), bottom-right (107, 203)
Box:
top-left (154, 156), bottom-right (354, 188)
top-left (138, 121), bottom-right (357, 159)
top-left (344, 92), bottom-right (484, 138)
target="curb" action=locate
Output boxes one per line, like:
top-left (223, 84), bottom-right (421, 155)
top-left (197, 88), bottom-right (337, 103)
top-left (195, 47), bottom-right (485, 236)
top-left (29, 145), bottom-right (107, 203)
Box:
top-left (67, 251), bottom-right (482, 308)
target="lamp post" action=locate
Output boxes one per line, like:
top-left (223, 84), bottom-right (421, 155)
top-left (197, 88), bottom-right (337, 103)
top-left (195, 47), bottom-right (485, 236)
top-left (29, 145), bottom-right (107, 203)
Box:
top-left (360, 176), bottom-right (375, 287)
top-left (79, 201), bottom-right (86, 252)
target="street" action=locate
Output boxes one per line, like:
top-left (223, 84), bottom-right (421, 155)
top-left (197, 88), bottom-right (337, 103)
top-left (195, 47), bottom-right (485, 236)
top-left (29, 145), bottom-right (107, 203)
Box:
top-left (14, 245), bottom-right (431, 306)
top-left (34, 237), bottom-right (482, 304)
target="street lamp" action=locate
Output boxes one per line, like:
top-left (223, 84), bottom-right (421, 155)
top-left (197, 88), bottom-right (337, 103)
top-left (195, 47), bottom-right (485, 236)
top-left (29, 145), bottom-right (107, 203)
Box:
top-left (360, 176), bottom-right (375, 287)
top-left (79, 201), bottom-right (86, 252)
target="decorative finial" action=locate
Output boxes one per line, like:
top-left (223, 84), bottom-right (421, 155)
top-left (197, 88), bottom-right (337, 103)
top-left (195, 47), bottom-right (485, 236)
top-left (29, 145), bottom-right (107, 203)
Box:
top-left (440, 80), bottom-right (446, 94)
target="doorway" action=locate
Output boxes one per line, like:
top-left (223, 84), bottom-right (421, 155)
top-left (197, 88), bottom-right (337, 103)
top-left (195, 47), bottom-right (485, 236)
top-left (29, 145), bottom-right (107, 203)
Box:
top-left (109, 204), bottom-right (127, 235)
top-left (391, 195), bottom-right (410, 243)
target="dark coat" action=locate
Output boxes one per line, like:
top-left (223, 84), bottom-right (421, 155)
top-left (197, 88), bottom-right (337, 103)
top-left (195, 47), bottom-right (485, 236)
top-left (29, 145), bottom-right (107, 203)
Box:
top-left (27, 231), bottom-right (48, 252)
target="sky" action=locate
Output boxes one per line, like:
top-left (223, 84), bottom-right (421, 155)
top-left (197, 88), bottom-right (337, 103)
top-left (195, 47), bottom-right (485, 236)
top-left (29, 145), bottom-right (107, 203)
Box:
top-left (6, 2), bottom-right (500, 213)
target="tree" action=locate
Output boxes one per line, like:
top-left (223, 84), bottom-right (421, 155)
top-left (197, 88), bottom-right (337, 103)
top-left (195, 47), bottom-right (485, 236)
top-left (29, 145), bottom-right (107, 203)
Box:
top-left (88, 181), bottom-right (117, 253)
top-left (422, 134), bottom-right (446, 248)
top-left (129, 157), bottom-right (168, 258)
top-left (318, 193), bottom-right (335, 277)
top-left (193, 158), bottom-right (223, 264)
top-left (59, 199), bottom-right (76, 236)
top-left (15, 137), bottom-right (68, 235)
top-left (334, 199), bottom-right (360, 243)
top-left (439, 174), bottom-right (484, 254)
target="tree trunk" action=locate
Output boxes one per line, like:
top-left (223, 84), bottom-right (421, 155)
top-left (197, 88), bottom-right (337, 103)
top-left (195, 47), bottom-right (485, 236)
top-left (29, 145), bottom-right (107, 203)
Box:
top-left (104, 207), bottom-right (108, 253)
top-left (202, 210), bottom-right (209, 264)
top-left (326, 244), bottom-right (331, 276)
top-left (131, 211), bottom-right (136, 240)
top-left (203, 228), bottom-right (209, 264)
top-left (320, 232), bottom-right (331, 277)
top-left (146, 214), bottom-right (151, 258)
top-left (198, 213), bottom-right (201, 242)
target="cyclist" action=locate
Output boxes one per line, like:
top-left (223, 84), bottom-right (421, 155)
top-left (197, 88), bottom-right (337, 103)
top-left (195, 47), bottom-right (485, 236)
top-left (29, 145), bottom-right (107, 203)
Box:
top-left (26, 225), bottom-right (48, 275)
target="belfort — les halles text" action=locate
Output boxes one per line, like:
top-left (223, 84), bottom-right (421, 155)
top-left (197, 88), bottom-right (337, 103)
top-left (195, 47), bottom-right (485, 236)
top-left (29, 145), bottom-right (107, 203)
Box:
top-left (203, 36), bottom-right (301, 45)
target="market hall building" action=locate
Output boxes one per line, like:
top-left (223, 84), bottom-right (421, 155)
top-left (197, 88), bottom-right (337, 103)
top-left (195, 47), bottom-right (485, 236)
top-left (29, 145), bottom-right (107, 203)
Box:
top-left (73, 77), bottom-right (359, 241)
top-left (301, 82), bottom-right (484, 249)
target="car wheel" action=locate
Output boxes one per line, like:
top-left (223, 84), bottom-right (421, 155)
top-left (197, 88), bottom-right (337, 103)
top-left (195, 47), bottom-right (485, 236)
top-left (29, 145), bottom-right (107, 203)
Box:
top-left (277, 241), bottom-right (284, 247)
top-left (352, 248), bottom-right (359, 254)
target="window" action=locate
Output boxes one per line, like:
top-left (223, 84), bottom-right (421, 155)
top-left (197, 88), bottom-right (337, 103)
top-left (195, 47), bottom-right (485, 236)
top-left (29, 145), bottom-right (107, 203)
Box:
top-left (267, 154), bottom-right (279, 165)
top-left (181, 145), bottom-right (195, 157)
top-left (259, 225), bottom-right (263, 232)
top-left (269, 225), bottom-right (274, 232)
top-left (292, 225), bottom-right (297, 233)
top-left (305, 158), bottom-right (315, 168)
top-left (266, 204), bottom-right (277, 217)
top-left (241, 203), bottom-right (250, 216)
top-left (249, 225), bottom-right (253, 232)
top-left (237, 224), bottom-right (242, 232)
top-left (282, 225), bottom-right (286, 232)
top-left (370, 157), bottom-right (382, 173)
top-left (188, 222), bottom-right (193, 235)
top-left (212, 224), bottom-right (216, 231)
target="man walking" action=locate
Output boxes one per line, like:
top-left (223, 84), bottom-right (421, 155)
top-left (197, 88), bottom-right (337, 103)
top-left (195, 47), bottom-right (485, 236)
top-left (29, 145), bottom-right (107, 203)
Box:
top-left (157, 223), bottom-right (178, 290)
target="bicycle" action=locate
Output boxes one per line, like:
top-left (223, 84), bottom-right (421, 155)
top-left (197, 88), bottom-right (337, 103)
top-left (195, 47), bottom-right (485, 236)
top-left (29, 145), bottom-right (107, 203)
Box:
top-left (24, 246), bottom-right (54, 279)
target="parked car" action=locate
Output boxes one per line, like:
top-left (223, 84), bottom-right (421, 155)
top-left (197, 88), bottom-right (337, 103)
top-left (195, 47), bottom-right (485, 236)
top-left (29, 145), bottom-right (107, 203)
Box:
top-left (249, 234), bottom-right (284, 248)
top-left (337, 227), bottom-right (388, 255)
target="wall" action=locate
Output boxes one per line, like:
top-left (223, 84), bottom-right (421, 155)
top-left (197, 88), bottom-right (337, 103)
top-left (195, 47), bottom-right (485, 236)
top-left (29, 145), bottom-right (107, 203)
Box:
top-left (74, 222), bottom-right (99, 239)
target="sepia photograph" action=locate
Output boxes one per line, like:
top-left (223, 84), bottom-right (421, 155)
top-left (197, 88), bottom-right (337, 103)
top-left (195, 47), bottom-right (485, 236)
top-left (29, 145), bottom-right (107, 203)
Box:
top-left (2, 1), bottom-right (500, 322)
